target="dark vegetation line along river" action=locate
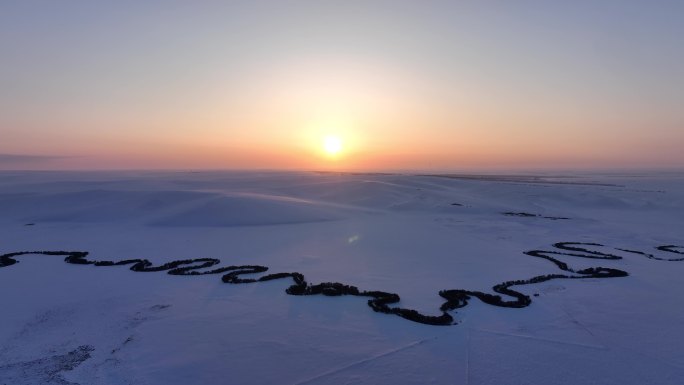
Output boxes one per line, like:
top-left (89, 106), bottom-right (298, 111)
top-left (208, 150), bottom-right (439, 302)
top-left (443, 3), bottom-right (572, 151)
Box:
top-left (1, 242), bottom-right (682, 326)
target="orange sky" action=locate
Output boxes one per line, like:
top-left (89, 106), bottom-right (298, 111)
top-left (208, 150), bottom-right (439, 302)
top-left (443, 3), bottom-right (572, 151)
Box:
top-left (1, 2), bottom-right (683, 171)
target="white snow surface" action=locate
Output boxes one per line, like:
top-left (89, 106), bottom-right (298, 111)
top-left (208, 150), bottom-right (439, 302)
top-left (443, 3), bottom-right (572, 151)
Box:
top-left (1, 170), bottom-right (683, 384)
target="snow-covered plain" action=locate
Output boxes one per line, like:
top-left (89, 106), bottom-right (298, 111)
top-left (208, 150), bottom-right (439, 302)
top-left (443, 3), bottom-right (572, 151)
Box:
top-left (1, 170), bottom-right (683, 385)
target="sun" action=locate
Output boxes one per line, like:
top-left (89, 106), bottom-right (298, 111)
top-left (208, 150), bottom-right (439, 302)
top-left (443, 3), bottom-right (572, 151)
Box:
top-left (323, 135), bottom-right (343, 156)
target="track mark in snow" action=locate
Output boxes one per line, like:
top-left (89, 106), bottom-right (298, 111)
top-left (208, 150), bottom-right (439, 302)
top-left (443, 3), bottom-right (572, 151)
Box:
top-left (465, 327), bottom-right (471, 385)
top-left (110, 336), bottom-right (134, 355)
top-left (472, 328), bottom-right (606, 350)
top-left (614, 344), bottom-right (684, 372)
top-left (0, 345), bottom-right (93, 385)
top-left (293, 337), bottom-right (436, 385)
top-left (559, 304), bottom-right (596, 338)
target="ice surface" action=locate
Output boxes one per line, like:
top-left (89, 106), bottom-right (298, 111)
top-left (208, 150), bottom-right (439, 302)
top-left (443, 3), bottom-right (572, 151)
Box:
top-left (1, 170), bottom-right (683, 384)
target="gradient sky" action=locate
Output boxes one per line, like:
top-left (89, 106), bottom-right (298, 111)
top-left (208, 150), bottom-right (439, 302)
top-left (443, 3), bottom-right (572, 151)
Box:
top-left (1, 1), bottom-right (683, 171)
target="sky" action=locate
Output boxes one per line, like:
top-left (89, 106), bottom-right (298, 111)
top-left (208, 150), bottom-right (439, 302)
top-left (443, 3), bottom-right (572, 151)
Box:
top-left (1, 0), bottom-right (683, 171)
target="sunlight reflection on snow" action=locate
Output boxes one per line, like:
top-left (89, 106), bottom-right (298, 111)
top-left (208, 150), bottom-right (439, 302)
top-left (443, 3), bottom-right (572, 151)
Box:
top-left (348, 235), bottom-right (361, 244)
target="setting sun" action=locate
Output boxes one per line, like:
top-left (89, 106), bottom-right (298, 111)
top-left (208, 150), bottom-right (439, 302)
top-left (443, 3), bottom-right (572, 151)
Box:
top-left (323, 136), bottom-right (343, 156)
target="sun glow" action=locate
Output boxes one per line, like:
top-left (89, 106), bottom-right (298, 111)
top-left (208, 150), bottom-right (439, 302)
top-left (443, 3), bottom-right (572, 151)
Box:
top-left (323, 136), bottom-right (343, 156)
